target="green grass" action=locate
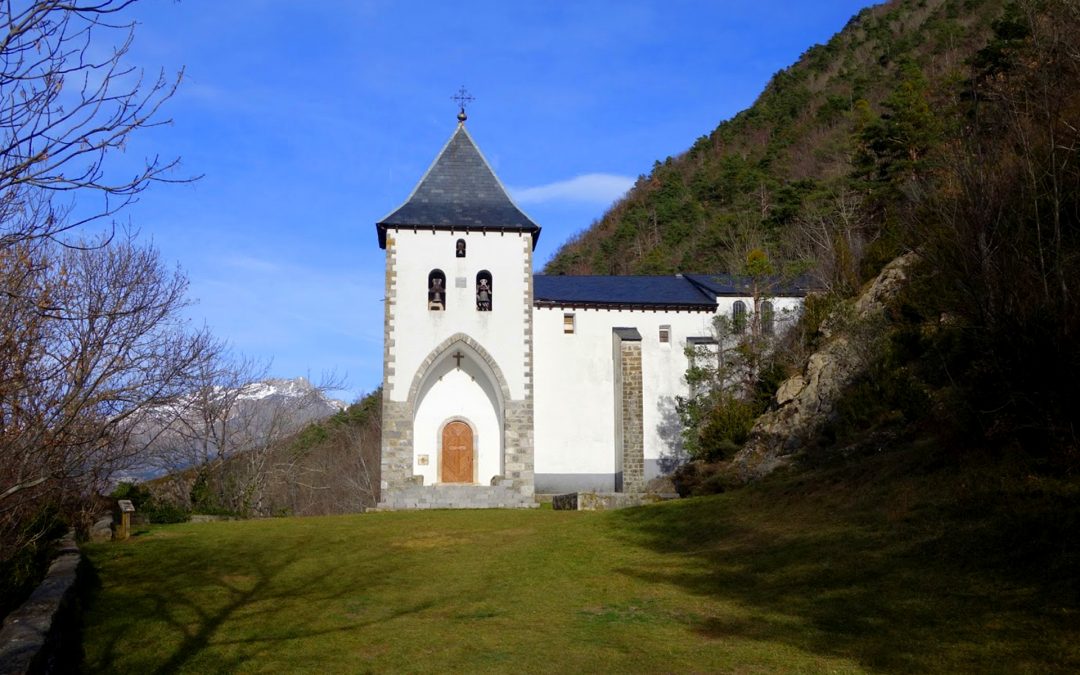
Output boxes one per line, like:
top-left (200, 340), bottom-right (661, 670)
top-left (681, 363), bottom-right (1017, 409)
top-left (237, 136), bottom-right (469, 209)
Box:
top-left (83, 443), bottom-right (1080, 673)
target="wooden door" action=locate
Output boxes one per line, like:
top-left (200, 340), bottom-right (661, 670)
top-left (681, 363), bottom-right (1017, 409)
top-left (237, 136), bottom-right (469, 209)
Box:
top-left (441, 421), bottom-right (474, 483)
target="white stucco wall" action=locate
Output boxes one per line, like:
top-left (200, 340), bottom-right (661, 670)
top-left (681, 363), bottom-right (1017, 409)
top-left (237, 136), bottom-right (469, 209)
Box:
top-left (532, 295), bottom-right (803, 493)
top-left (532, 305), bottom-right (717, 491)
top-left (386, 229), bottom-right (531, 403)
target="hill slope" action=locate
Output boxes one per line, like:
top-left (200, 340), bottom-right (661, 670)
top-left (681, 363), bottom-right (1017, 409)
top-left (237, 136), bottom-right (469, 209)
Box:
top-left (544, 0), bottom-right (1006, 278)
top-left (549, 0), bottom-right (1080, 471)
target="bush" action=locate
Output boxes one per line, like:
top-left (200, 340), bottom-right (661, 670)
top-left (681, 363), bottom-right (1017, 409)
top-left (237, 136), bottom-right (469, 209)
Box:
top-left (672, 461), bottom-right (742, 497)
top-left (695, 398), bottom-right (757, 463)
top-left (110, 482), bottom-right (153, 509)
top-left (142, 501), bottom-right (190, 524)
top-left (112, 480), bottom-right (190, 524)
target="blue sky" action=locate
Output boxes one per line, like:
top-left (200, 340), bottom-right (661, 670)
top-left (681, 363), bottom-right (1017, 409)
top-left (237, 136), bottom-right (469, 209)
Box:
top-left (102, 0), bottom-right (873, 401)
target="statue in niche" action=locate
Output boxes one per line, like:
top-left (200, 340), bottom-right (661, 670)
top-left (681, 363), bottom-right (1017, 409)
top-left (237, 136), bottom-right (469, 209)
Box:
top-left (428, 276), bottom-right (444, 310)
top-left (476, 277), bottom-right (491, 311)
top-left (456, 239), bottom-right (466, 257)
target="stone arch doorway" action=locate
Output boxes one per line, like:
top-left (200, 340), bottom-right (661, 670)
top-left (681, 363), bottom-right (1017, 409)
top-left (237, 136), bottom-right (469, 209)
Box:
top-left (440, 420), bottom-right (474, 483)
top-left (408, 333), bottom-right (511, 486)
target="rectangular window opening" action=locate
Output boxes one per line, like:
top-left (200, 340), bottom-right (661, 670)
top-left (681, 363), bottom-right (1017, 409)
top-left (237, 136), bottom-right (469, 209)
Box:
top-left (563, 313), bottom-right (575, 334)
top-left (659, 325), bottom-right (671, 343)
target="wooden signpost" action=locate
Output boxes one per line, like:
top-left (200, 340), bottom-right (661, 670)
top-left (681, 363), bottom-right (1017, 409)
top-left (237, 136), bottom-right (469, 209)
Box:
top-left (117, 499), bottom-right (135, 540)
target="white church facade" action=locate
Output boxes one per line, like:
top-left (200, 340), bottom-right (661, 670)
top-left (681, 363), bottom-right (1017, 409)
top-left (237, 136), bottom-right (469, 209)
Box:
top-left (376, 119), bottom-right (806, 509)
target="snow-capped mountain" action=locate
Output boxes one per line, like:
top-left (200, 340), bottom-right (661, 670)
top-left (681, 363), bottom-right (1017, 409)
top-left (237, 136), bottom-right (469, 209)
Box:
top-left (236, 377), bottom-right (348, 415)
top-left (117, 377), bottom-right (349, 484)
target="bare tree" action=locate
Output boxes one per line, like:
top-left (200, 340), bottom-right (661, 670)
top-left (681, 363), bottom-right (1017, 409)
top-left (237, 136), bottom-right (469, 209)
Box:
top-left (0, 234), bottom-right (214, 555)
top-left (149, 357), bottom-right (347, 517)
top-left (791, 189), bottom-right (874, 295)
top-left (270, 418), bottom-right (380, 516)
top-left (1, 1), bottom-right (193, 561)
top-left (1, 0), bottom-right (186, 248)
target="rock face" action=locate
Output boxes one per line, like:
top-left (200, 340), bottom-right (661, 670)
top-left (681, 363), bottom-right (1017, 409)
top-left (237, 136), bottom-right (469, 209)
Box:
top-left (730, 252), bottom-right (918, 480)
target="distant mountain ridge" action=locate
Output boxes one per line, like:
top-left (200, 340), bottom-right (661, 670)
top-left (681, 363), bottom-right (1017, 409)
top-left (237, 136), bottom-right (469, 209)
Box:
top-left (237, 377), bottom-right (347, 415)
top-left (120, 376), bottom-right (346, 483)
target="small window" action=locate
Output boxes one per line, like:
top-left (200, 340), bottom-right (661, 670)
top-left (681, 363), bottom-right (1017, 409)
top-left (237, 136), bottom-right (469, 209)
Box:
top-left (659, 325), bottom-right (670, 343)
top-left (563, 313), bottom-right (575, 334)
top-left (428, 269), bottom-right (446, 310)
top-left (455, 239), bottom-right (466, 258)
top-left (732, 301), bottom-right (747, 334)
top-left (476, 270), bottom-right (492, 311)
top-left (762, 301), bottom-right (775, 336)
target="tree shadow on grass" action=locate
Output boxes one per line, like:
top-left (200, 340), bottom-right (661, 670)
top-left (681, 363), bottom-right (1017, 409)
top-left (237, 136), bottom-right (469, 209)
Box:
top-left (84, 528), bottom-right (434, 674)
top-left (604, 454), bottom-right (1080, 673)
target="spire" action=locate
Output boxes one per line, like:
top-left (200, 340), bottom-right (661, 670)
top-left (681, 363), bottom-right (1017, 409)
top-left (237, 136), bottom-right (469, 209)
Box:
top-left (376, 123), bottom-right (540, 249)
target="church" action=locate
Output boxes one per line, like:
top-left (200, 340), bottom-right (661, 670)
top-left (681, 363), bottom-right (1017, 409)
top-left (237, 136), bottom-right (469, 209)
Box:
top-left (375, 114), bottom-right (807, 509)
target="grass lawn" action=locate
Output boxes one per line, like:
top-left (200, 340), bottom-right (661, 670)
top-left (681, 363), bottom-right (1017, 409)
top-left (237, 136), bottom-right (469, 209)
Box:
top-left (82, 444), bottom-right (1080, 674)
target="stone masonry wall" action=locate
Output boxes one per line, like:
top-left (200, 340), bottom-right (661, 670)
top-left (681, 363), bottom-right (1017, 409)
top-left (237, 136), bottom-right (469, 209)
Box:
top-left (380, 400), bottom-right (413, 491)
top-left (507, 234), bottom-right (536, 500)
top-left (379, 236), bottom-right (401, 496)
top-left (619, 341), bottom-right (645, 493)
top-left (378, 482), bottom-right (535, 510)
top-left (0, 531), bottom-right (83, 674)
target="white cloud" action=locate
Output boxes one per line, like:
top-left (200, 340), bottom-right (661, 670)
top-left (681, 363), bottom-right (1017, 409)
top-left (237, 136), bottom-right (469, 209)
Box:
top-left (511, 173), bottom-right (634, 206)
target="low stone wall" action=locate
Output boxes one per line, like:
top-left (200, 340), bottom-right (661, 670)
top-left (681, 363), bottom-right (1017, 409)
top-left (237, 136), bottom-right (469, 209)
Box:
top-left (0, 531), bottom-right (84, 674)
top-left (551, 492), bottom-right (676, 511)
top-left (189, 514), bottom-right (235, 523)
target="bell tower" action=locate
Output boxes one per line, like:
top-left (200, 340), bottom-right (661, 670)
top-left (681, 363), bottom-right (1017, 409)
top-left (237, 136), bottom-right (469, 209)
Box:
top-left (375, 110), bottom-right (539, 510)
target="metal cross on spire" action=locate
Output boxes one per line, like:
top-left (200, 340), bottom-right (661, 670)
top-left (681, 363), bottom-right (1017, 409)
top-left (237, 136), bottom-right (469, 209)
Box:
top-left (452, 86), bottom-right (474, 123)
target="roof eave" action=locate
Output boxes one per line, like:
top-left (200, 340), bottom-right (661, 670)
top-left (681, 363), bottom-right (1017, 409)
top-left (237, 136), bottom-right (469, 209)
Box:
top-left (377, 222), bottom-right (541, 250)
top-left (532, 299), bottom-right (717, 312)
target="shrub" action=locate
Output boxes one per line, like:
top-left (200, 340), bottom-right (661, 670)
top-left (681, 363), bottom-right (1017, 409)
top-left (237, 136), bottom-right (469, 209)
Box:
top-left (142, 500), bottom-right (190, 524)
top-left (112, 481), bottom-right (190, 523)
top-left (110, 482), bottom-right (153, 509)
top-left (695, 398), bottom-right (757, 463)
top-left (672, 461), bottom-right (742, 497)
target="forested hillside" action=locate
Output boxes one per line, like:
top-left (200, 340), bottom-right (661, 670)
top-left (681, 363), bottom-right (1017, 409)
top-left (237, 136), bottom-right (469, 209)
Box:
top-left (549, 0), bottom-right (1079, 473)
top-left (545, 0), bottom-right (1007, 285)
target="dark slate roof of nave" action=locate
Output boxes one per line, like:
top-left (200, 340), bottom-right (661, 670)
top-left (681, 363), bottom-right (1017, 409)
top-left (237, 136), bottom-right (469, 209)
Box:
top-left (533, 275), bottom-right (717, 310)
top-left (377, 124), bottom-right (540, 248)
top-left (533, 273), bottom-right (811, 310)
top-left (682, 273), bottom-right (817, 297)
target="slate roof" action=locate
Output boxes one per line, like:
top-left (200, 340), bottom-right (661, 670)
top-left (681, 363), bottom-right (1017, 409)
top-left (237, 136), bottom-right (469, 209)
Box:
top-left (377, 124), bottom-right (540, 249)
top-left (683, 273), bottom-right (816, 297)
top-left (533, 273), bottom-right (812, 310)
top-left (533, 275), bottom-right (717, 310)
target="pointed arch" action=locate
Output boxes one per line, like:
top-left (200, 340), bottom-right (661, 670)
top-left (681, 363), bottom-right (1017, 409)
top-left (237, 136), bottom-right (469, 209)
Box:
top-left (406, 332), bottom-right (512, 413)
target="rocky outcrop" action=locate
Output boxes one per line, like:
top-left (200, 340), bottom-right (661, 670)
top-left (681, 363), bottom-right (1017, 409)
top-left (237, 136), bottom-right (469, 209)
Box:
top-left (730, 252), bottom-right (918, 480)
